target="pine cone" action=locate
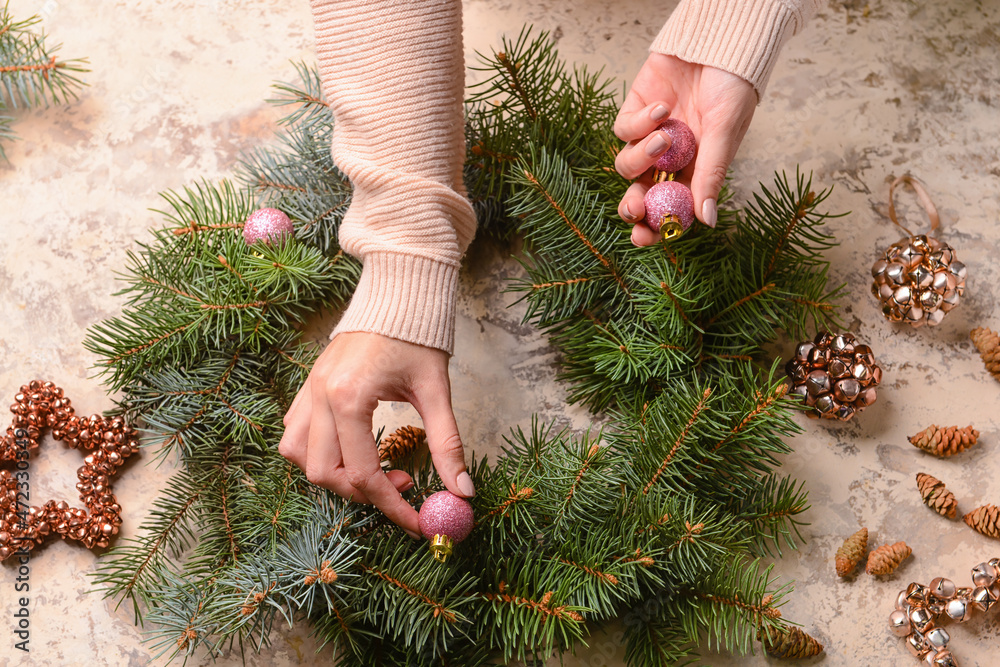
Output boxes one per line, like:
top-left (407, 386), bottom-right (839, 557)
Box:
top-left (835, 527), bottom-right (868, 577)
top-left (971, 327), bottom-right (1000, 382)
top-left (866, 541), bottom-right (912, 575)
top-left (378, 425), bottom-right (427, 463)
top-left (916, 473), bottom-right (958, 519)
top-left (963, 505), bottom-right (1000, 539)
top-left (908, 424), bottom-right (979, 457)
top-left (760, 625), bottom-right (824, 659)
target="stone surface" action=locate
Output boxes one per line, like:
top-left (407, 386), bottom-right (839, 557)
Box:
top-left (1, 0), bottom-right (998, 665)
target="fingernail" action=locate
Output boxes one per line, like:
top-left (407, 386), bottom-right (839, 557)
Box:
top-left (456, 472), bottom-right (476, 497)
top-left (401, 480), bottom-right (415, 492)
top-left (646, 132), bottom-right (670, 156)
top-left (621, 202), bottom-right (637, 221)
top-left (703, 198), bottom-right (718, 228)
top-left (630, 226), bottom-right (641, 246)
top-left (650, 104), bottom-right (669, 122)
top-left (405, 529), bottom-right (422, 540)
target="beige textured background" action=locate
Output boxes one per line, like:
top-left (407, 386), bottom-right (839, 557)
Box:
top-left (2, 0), bottom-right (999, 665)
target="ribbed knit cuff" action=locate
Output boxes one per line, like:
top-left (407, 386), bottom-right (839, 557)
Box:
top-left (650, 0), bottom-right (805, 98)
top-left (332, 252), bottom-right (461, 354)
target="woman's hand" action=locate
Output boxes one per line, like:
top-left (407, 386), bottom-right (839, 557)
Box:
top-left (613, 53), bottom-right (758, 245)
top-left (278, 331), bottom-right (474, 539)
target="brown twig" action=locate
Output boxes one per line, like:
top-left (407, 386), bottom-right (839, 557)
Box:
top-left (644, 388), bottom-right (712, 494)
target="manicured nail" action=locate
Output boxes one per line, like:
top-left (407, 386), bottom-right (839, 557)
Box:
top-left (401, 480), bottom-right (415, 492)
top-left (456, 472), bottom-right (476, 497)
top-left (651, 104), bottom-right (669, 122)
top-left (703, 198), bottom-right (718, 228)
top-left (646, 131), bottom-right (670, 156)
top-left (621, 202), bottom-right (638, 221)
top-left (630, 226), bottom-right (641, 246)
top-left (405, 528), bottom-right (422, 540)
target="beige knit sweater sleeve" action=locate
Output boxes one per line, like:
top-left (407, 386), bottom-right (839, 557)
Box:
top-left (310, 0), bottom-right (817, 355)
top-left (311, 0), bottom-right (476, 354)
top-left (651, 0), bottom-right (821, 98)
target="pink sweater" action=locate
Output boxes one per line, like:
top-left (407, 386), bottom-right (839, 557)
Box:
top-left (310, 0), bottom-right (819, 354)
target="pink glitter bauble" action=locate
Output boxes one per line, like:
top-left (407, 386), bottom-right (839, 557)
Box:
top-left (643, 181), bottom-right (695, 237)
top-left (653, 119), bottom-right (696, 174)
top-left (243, 208), bottom-right (295, 245)
top-left (418, 490), bottom-right (474, 543)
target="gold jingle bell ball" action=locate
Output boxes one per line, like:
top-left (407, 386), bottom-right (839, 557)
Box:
top-left (785, 332), bottom-right (882, 421)
top-left (870, 175), bottom-right (966, 328)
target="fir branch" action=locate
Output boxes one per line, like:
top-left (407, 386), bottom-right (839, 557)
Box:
top-left (519, 162), bottom-right (631, 295)
top-left (643, 387), bottom-right (712, 494)
top-left (674, 559), bottom-right (789, 656)
top-left (0, 3), bottom-right (87, 109)
top-left (91, 472), bottom-right (205, 623)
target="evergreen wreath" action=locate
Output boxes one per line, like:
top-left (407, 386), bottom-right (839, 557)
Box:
top-left (85, 29), bottom-right (845, 666)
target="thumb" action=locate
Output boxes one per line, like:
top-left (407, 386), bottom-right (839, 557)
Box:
top-left (414, 384), bottom-right (475, 499)
top-left (689, 129), bottom-right (734, 229)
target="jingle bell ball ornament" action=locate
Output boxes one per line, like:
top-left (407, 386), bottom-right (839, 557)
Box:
top-left (243, 207), bottom-right (295, 245)
top-left (785, 332), bottom-right (882, 421)
top-left (652, 118), bottom-right (696, 175)
top-left (418, 490), bottom-right (474, 563)
top-left (870, 175), bottom-right (966, 328)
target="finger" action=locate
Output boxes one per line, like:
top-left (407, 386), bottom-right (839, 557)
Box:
top-left (385, 468), bottom-right (415, 493)
top-left (613, 98), bottom-right (670, 142)
top-left (615, 130), bottom-right (672, 181)
top-left (412, 378), bottom-right (474, 498)
top-left (631, 222), bottom-right (662, 247)
top-left (618, 180), bottom-right (650, 223)
top-left (690, 106), bottom-right (755, 228)
top-left (334, 385), bottom-right (421, 537)
top-left (302, 378), bottom-right (375, 503)
top-left (688, 133), bottom-right (732, 229)
top-left (283, 379), bottom-right (309, 427)
top-left (278, 377), bottom-right (312, 468)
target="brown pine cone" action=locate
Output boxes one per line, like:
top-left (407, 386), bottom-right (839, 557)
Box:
top-left (866, 541), bottom-right (912, 575)
top-left (378, 425), bottom-right (427, 462)
top-left (963, 505), bottom-right (1000, 539)
top-left (760, 625), bottom-right (824, 659)
top-left (835, 527), bottom-right (868, 577)
top-left (908, 424), bottom-right (979, 457)
top-left (971, 327), bottom-right (1000, 382)
top-left (916, 473), bottom-right (958, 519)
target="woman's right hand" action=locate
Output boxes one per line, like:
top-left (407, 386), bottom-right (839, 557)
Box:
top-left (613, 53), bottom-right (758, 245)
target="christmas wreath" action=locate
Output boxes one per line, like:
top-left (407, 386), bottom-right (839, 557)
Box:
top-left (86, 30), bottom-right (843, 665)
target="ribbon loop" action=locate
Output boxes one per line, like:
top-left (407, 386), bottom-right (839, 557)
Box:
top-left (887, 174), bottom-right (941, 237)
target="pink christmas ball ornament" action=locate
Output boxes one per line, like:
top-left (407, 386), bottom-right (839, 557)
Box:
top-left (643, 180), bottom-right (695, 239)
top-left (653, 119), bottom-right (696, 175)
top-left (242, 207), bottom-right (295, 246)
top-left (418, 490), bottom-right (475, 563)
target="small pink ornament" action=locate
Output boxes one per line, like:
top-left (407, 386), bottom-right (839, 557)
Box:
top-left (653, 119), bottom-right (696, 175)
top-left (418, 490), bottom-right (474, 563)
top-left (643, 180), bottom-right (695, 239)
top-left (242, 207), bottom-right (294, 245)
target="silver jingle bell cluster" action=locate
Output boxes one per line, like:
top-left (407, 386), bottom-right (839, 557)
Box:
top-left (785, 332), bottom-right (882, 421)
top-left (888, 558), bottom-right (1000, 666)
top-left (871, 235), bottom-right (966, 328)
